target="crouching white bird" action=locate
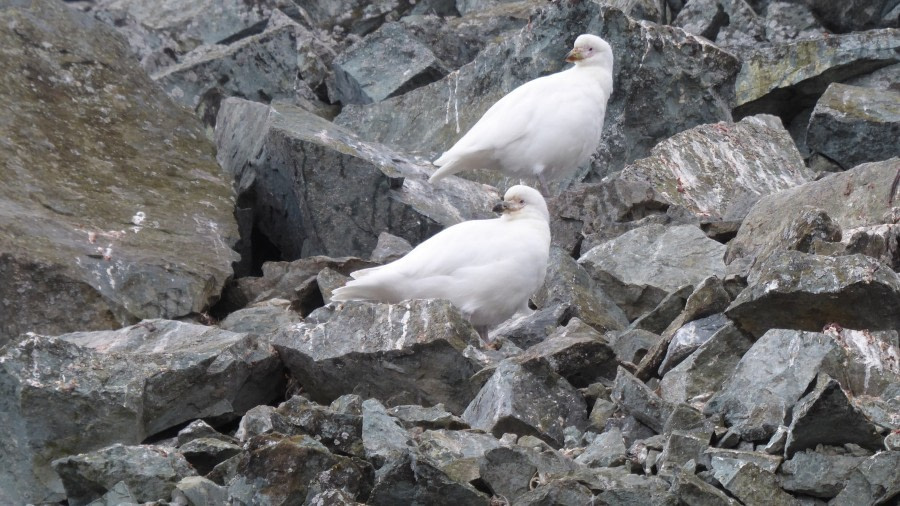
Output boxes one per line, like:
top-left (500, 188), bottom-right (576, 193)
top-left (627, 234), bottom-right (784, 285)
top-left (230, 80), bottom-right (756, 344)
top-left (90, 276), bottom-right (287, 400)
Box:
top-left (429, 34), bottom-right (614, 193)
top-left (331, 185), bottom-right (551, 345)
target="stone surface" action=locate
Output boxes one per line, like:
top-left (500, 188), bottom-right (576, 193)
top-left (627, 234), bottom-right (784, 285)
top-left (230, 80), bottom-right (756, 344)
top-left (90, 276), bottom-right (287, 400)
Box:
top-left (618, 115), bottom-right (811, 222)
top-left (387, 404), bottom-right (468, 430)
top-left (179, 438), bottom-right (243, 476)
top-left (271, 299), bottom-right (484, 413)
top-left (802, 0), bottom-right (898, 33)
top-left (462, 358), bottom-right (588, 447)
top-left (659, 313), bottom-right (730, 375)
top-left (657, 430), bottom-right (710, 475)
top-left (579, 224), bottom-right (726, 320)
top-left (0, 0), bottom-right (239, 344)
top-left (575, 427), bottom-right (628, 468)
top-left (779, 450), bottom-right (866, 498)
top-left (215, 97), bottom-right (496, 269)
top-left (521, 318), bottom-right (619, 387)
top-left (670, 468), bottom-right (742, 506)
top-left (367, 452), bottom-right (488, 505)
top-left (806, 83), bottom-right (900, 170)
top-left (611, 366), bottom-right (675, 434)
top-left (830, 451), bottom-right (900, 505)
top-left (715, 462), bottom-right (798, 506)
top-left (369, 232), bottom-right (413, 264)
top-left (726, 251), bottom-right (900, 338)
top-left (330, 22), bottom-right (448, 105)
top-left (172, 476), bottom-right (230, 506)
top-left (361, 399), bottom-right (415, 469)
top-left (51, 444), bottom-right (195, 505)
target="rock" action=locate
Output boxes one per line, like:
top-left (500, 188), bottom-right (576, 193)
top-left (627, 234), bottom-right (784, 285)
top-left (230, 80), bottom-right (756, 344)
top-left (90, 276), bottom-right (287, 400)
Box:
top-left (663, 403), bottom-right (715, 435)
top-left (172, 476), bottom-right (229, 506)
top-left (725, 251), bottom-right (900, 338)
top-left (576, 427), bottom-right (628, 468)
top-left (462, 358), bottom-right (588, 447)
top-left (489, 308), bottom-right (565, 351)
top-left (330, 22), bottom-right (448, 105)
top-left (361, 399), bottom-right (416, 469)
top-left (388, 404), bottom-right (468, 430)
top-left (178, 438), bottom-right (243, 477)
top-left (764, 2), bottom-right (826, 43)
top-left (236, 405), bottom-right (277, 442)
top-left (415, 428), bottom-right (501, 479)
top-left (272, 299), bottom-right (484, 413)
top-left (806, 83), bottom-right (900, 170)
top-left (316, 267), bottom-right (349, 303)
top-left (478, 445), bottom-right (576, 502)
top-left (336, 3), bottom-right (738, 182)
top-left (268, 395), bottom-right (366, 458)
top-left (611, 367), bottom-right (675, 434)
top-left (779, 450), bottom-right (866, 498)
top-left (368, 452), bottom-right (489, 505)
top-left (714, 462), bottom-right (798, 506)
top-left (734, 28), bottom-right (900, 119)
top-left (301, 0), bottom-right (416, 36)
top-left (521, 318), bottom-right (619, 387)
top-left (607, 328), bottom-right (662, 366)
top-left (514, 479), bottom-right (596, 506)
top-left (579, 224), bottom-right (727, 320)
top-left (673, 0), bottom-right (766, 49)
top-left (659, 322), bottom-right (753, 405)
top-left (659, 313), bottom-right (730, 375)
top-left (657, 430), bottom-right (711, 475)
top-left (304, 489), bottom-right (363, 506)
top-left (628, 285), bottom-right (693, 335)
top-left (218, 302), bottom-right (304, 336)
top-left (303, 454), bottom-right (375, 504)
top-left (51, 444), bottom-right (195, 505)
top-left (589, 398), bottom-right (618, 432)
top-left (707, 448), bottom-right (784, 475)
top-left (177, 420), bottom-right (234, 447)
top-left (784, 374), bottom-right (885, 457)
top-left (618, 115), bottom-right (811, 222)
top-left (532, 247), bottom-right (629, 335)
top-left (0, 0), bottom-right (238, 345)
top-left (670, 468), bottom-right (742, 506)
top-left (802, 0), bottom-right (897, 32)
top-left (85, 481), bottom-right (139, 506)
top-left (0, 324), bottom-right (281, 503)
top-left (829, 451), bottom-right (900, 505)
top-left (369, 232), bottom-right (413, 264)
top-left (215, 97), bottom-right (496, 268)
top-left (726, 158), bottom-right (900, 274)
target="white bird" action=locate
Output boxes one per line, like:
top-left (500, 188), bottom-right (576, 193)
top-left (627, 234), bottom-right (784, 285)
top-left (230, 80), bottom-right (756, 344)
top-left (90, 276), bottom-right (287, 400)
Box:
top-left (430, 34), bottom-right (614, 194)
top-left (331, 185), bottom-right (551, 344)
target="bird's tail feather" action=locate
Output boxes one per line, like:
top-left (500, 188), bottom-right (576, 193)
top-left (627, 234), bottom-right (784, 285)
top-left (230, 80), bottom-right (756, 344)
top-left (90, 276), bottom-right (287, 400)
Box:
top-left (429, 157), bottom-right (463, 183)
top-left (331, 278), bottom-right (396, 302)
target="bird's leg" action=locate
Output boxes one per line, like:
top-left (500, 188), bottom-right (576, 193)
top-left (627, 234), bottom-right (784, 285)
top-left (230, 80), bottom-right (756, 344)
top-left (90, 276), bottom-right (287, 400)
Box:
top-left (475, 325), bottom-right (499, 350)
top-left (537, 173), bottom-right (551, 197)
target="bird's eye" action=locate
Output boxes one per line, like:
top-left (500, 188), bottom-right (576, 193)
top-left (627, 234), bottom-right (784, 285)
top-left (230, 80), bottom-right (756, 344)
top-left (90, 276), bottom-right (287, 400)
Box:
top-left (518, 199), bottom-right (525, 204)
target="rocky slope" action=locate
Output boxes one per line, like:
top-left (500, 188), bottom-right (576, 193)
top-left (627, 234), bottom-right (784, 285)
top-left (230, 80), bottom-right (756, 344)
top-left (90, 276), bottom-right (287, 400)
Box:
top-left (1, 0), bottom-right (898, 504)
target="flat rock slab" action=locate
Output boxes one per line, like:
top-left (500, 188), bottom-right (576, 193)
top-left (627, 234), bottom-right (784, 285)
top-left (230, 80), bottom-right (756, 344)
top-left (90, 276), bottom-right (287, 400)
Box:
top-left (0, 0), bottom-right (239, 344)
top-left (215, 97), bottom-right (497, 264)
top-left (618, 115), bottom-right (811, 222)
top-left (726, 250), bottom-right (900, 338)
top-left (830, 451), bottom-right (900, 505)
top-left (521, 318), bottom-right (619, 387)
top-left (780, 450), bottom-right (867, 498)
top-left (611, 366), bottom-right (675, 434)
top-left (807, 82), bottom-right (900, 170)
top-left (271, 299), bottom-right (485, 413)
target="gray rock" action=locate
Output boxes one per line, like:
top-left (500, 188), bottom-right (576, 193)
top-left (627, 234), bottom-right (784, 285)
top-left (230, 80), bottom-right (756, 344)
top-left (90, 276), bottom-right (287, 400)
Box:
top-left (579, 224), bottom-right (727, 321)
top-left (218, 302), bottom-right (304, 336)
top-left (590, 398), bottom-right (619, 432)
top-left (841, 223), bottom-right (900, 272)
top-left (784, 374), bottom-right (884, 457)
top-left (415, 428), bottom-right (501, 479)
top-left (176, 420), bottom-right (232, 447)
top-left (673, 0), bottom-right (765, 48)
top-left (462, 358), bottom-right (588, 447)
top-left (369, 232), bottom-right (413, 264)
top-left (734, 28), bottom-right (900, 117)
top-left (726, 251), bottom-right (900, 338)
top-left (806, 83), bottom-right (900, 170)
top-left (714, 462), bottom-right (798, 506)
top-left (657, 430), bottom-right (711, 475)
top-left (316, 267), bottom-right (349, 303)
top-left (368, 451), bottom-right (489, 505)
top-left (362, 399), bottom-right (416, 469)
top-left (179, 438), bottom-right (243, 476)
top-left (478, 445), bottom-right (576, 502)
top-left (330, 22), bottom-right (448, 105)
top-left (272, 299), bottom-right (484, 413)
top-left (659, 324), bottom-right (752, 402)
top-left (611, 367), bottom-right (676, 434)
top-left (802, 0), bottom-right (897, 32)
top-left (663, 403), bottom-right (715, 435)
top-left (764, 2), bottom-right (826, 43)
top-left (659, 313), bottom-right (730, 375)
top-left (628, 285), bottom-right (693, 335)
top-left (607, 328), bottom-right (662, 366)
top-left (51, 444), bottom-right (195, 505)
top-left (236, 405), bottom-right (277, 442)
top-left (618, 115), bottom-right (811, 222)
top-left (172, 476), bottom-right (229, 506)
top-left (266, 395), bottom-right (366, 458)
top-left (829, 451), bottom-right (900, 505)
top-left (85, 481), bottom-right (138, 506)
top-left (670, 469), bottom-right (741, 506)
top-left (303, 489), bottom-right (362, 506)
top-left (489, 307), bottom-right (565, 351)
top-left (303, 453), bottom-right (375, 505)
top-left (532, 247), bottom-right (629, 335)
top-left (762, 425), bottom-right (789, 455)
top-left (779, 450), bottom-right (866, 498)
top-left (215, 97), bottom-right (497, 266)
top-left (336, 3), bottom-right (738, 182)
top-left (845, 62), bottom-right (900, 91)
top-left (0, 0), bottom-right (238, 345)
top-left (387, 404), bottom-right (468, 430)
top-left (726, 158), bottom-right (900, 274)
top-left (707, 448), bottom-right (784, 475)
top-left (521, 318), bottom-right (619, 387)
top-left (514, 479), bottom-right (596, 506)
top-left (301, 0), bottom-right (416, 36)
top-left (576, 427), bottom-right (628, 468)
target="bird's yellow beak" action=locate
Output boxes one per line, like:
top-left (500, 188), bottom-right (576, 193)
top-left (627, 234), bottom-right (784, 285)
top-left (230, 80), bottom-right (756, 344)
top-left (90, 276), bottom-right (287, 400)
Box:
top-left (565, 48), bottom-right (584, 62)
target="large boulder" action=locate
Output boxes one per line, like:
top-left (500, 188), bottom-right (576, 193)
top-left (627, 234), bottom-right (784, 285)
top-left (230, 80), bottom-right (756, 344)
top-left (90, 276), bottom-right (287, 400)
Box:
top-left (0, 0), bottom-right (239, 345)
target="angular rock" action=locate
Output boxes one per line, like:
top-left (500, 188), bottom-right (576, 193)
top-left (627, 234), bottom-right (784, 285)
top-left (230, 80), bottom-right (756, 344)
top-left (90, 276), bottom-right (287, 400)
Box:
top-left (707, 448), bottom-right (784, 475)
top-left (714, 462), bottom-right (797, 506)
top-left (489, 307), bottom-right (565, 351)
top-left (172, 476), bottom-right (229, 506)
top-left (579, 224), bottom-right (726, 320)
top-left (268, 396), bottom-right (365, 458)
top-left (670, 468), bottom-right (741, 506)
top-left (784, 374), bottom-right (884, 457)
top-left (575, 427), bottom-right (628, 468)
top-left (218, 302), bottom-right (304, 336)
top-left (532, 247), bottom-right (629, 335)
top-left (659, 322), bottom-right (753, 404)
top-left (611, 367), bottom-right (675, 434)
top-left (368, 451), bottom-right (489, 505)
top-left (763, 1), bottom-right (826, 43)
top-left (85, 481), bottom-right (139, 506)
top-left (272, 299), bottom-right (484, 413)
top-left (734, 28), bottom-right (900, 117)
top-left (515, 479), bottom-right (595, 506)
top-left (657, 430), bottom-right (711, 475)
top-left (415, 428), bottom-right (501, 479)
top-left (659, 313), bottom-right (730, 375)
top-left (462, 358), bottom-right (588, 447)
top-left (726, 158), bottom-right (900, 273)
top-left (361, 399), bottom-right (416, 469)
top-left (802, 0), bottom-right (897, 32)
top-left (215, 97), bottom-right (496, 266)
top-left (628, 285), bottom-right (693, 335)
top-left (806, 83), bottom-right (900, 170)
top-left (830, 451), bottom-right (900, 505)
top-left (618, 115), bottom-right (811, 222)
top-left (0, 324), bottom-right (281, 503)
top-left (330, 22), bottom-right (448, 105)
top-left (387, 404), bottom-right (468, 430)
top-left (178, 438), bottom-right (243, 476)
top-left (521, 318), bottom-right (619, 387)
top-left (236, 405), bottom-right (278, 442)
top-left (177, 419), bottom-right (233, 447)
top-left (51, 444), bottom-right (195, 505)
top-left (478, 445), bottom-right (576, 502)
top-left (673, 0), bottom-right (765, 48)
top-left (369, 232), bottom-right (413, 264)
top-left (607, 328), bottom-right (662, 366)
top-left (336, 3), bottom-right (738, 182)
top-left (0, 0), bottom-right (238, 344)
top-left (779, 450), bottom-right (866, 498)
top-left (726, 251), bottom-right (900, 338)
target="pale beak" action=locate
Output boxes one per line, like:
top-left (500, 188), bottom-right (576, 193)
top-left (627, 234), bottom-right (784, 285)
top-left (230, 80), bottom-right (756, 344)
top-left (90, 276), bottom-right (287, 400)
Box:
top-left (565, 48), bottom-right (584, 62)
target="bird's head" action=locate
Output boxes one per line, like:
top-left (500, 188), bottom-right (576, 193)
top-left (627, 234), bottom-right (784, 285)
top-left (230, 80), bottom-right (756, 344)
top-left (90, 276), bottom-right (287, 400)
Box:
top-left (493, 185), bottom-right (550, 222)
top-left (565, 34), bottom-right (613, 71)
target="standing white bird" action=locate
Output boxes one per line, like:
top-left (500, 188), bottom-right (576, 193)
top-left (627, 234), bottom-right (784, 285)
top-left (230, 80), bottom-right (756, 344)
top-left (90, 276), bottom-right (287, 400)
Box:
top-left (331, 185), bottom-right (551, 345)
top-left (430, 34), bottom-right (614, 193)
